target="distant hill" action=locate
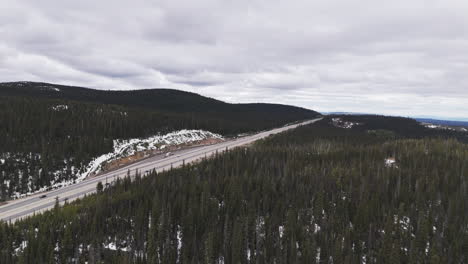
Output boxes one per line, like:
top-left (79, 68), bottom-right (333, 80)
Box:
top-left (327, 114), bottom-right (468, 143)
top-left (0, 82), bottom-right (319, 129)
top-left (327, 112), bottom-right (468, 125)
top-left (416, 118), bottom-right (468, 128)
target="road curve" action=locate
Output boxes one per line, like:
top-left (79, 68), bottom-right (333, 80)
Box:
top-left (0, 118), bottom-right (322, 222)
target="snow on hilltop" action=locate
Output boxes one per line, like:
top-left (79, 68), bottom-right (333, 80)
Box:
top-left (79, 129), bottom-right (223, 180)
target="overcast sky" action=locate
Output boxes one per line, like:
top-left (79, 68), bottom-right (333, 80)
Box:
top-left (1, 0), bottom-right (467, 120)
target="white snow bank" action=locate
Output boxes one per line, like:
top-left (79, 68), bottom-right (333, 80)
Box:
top-left (79, 129), bottom-right (223, 179)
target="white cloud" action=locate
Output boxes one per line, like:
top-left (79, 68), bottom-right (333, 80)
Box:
top-left (1, 0), bottom-right (467, 119)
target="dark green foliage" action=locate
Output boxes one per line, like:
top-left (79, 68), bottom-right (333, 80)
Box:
top-left (0, 116), bottom-right (467, 263)
top-left (96, 182), bottom-right (104, 193)
top-left (0, 82), bottom-right (319, 135)
top-left (0, 82), bottom-right (319, 200)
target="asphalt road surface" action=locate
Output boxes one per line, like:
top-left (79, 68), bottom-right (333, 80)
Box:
top-left (0, 118), bottom-right (322, 222)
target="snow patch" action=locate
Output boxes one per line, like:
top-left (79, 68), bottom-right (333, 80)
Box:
top-left (103, 242), bottom-right (130, 252)
top-left (37, 85), bottom-right (61, 92)
top-left (14, 241), bottom-right (28, 256)
top-left (314, 223), bottom-right (321, 234)
top-left (278, 225), bottom-right (284, 238)
top-left (176, 225), bottom-right (182, 263)
top-left (256, 217), bottom-right (265, 239)
top-left (332, 118), bottom-right (361, 129)
top-left (422, 123), bottom-right (455, 131)
top-left (384, 157), bottom-right (398, 168)
top-left (394, 215), bottom-right (411, 232)
top-left (51, 104), bottom-right (68, 111)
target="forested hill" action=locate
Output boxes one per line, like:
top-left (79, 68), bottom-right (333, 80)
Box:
top-left (0, 82), bottom-right (226, 112)
top-left (0, 81), bottom-right (320, 200)
top-left (0, 81), bottom-right (319, 126)
top-left (0, 115), bottom-right (466, 263)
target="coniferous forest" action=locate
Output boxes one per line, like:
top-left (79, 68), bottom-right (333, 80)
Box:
top-left (0, 82), bottom-right (319, 200)
top-left (0, 115), bottom-right (466, 263)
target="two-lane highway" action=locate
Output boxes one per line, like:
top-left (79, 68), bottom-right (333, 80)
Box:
top-left (0, 118), bottom-right (322, 222)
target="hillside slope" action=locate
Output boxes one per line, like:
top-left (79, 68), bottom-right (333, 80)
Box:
top-left (0, 81), bottom-right (318, 132)
top-left (0, 81), bottom-right (320, 200)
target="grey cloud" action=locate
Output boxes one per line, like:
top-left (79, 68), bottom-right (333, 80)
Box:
top-left (1, 0), bottom-right (467, 119)
top-left (176, 80), bottom-right (219, 87)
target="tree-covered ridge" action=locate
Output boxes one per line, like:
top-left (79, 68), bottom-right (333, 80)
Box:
top-left (0, 116), bottom-right (466, 263)
top-left (0, 82), bottom-right (319, 131)
top-left (0, 85), bottom-right (319, 200)
top-left (327, 114), bottom-right (468, 143)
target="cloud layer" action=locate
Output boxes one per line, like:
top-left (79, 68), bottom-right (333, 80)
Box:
top-left (1, 0), bottom-right (467, 119)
